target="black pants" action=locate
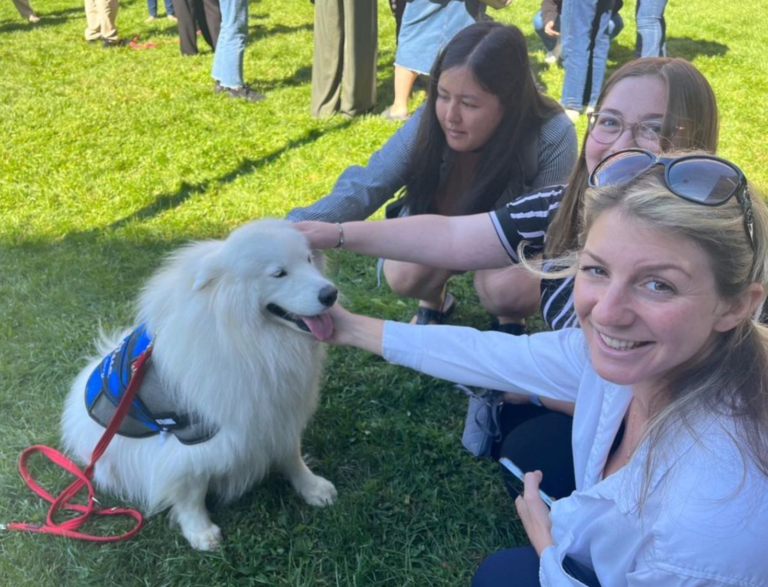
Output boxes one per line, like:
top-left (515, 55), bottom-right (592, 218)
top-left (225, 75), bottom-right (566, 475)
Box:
top-left (388, 0), bottom-right (405, 41)
top-left (172, 0), bottom-right (220, 55)
top-left (472, 546), bottom-right (601, 587)
top-left (492, 404), bottom-right (576, 500)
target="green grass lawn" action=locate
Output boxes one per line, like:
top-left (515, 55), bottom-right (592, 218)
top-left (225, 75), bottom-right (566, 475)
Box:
top-left (1, 0), bottom-right (766, 584)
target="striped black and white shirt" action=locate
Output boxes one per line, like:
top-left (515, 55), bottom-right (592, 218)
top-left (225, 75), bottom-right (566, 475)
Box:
top-left (489, 184), bottom-right (578, 331)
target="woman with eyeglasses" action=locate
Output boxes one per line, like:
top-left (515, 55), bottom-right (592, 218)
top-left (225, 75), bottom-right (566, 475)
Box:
top-left (295, 57), bottom-right (720, 498)
top-left (311, 152), bottom-right (768, 585)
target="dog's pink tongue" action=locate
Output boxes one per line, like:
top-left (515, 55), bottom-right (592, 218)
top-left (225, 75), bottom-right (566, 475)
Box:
top-left (301, 312), bottom-right (334, 341)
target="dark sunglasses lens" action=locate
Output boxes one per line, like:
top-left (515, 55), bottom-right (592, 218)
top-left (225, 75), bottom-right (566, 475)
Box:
top-left (668, 159), bottom-right (740, 204)
top-left (592, 152), bottom-right (655, 187)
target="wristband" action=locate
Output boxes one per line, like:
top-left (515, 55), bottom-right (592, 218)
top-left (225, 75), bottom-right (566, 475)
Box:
top-left (334, 223), bottom-right (345, 249)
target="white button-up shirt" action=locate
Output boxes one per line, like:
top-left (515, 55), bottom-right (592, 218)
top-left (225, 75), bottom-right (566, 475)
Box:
top-left (382, 322), bottom-right (768, 586)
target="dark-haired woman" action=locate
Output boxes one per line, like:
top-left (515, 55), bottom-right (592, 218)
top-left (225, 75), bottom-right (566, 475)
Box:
top-left (288, 22), bottom-right (577, 329)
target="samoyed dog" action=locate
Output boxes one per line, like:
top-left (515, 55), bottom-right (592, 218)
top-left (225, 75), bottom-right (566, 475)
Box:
top-left (61, 219), bottom-right (338, 550)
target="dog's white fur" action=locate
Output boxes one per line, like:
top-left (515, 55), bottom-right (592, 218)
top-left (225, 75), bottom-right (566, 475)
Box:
top-left (62, 219), bottom-right (337, 550)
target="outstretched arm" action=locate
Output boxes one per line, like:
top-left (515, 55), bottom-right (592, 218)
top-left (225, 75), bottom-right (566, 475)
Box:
top-left (286, 110), bottom-right (422, 224)
top-left (295, 213), bottom-right (512, 271)
top-left (326, 304), bottom-right (384, 356)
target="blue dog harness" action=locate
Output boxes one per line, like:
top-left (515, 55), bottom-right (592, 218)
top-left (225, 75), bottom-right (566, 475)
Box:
top-left (85, 325), bottom-right (217, 445)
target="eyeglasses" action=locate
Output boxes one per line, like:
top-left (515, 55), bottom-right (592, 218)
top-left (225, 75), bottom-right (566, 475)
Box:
top-left (587, 111), bottom-right (664, 151)
top-left (588, 149), bottom-right (755, 249)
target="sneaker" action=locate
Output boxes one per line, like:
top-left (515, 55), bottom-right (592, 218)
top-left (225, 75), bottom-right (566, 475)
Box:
top-left (167, 14), bottom-right (178, 22)
top-left (102, 38), bottom-right (129, 48)
top-left (144, 15), bottom-right (156, 22)
top-left (222, 85), bottom-right (265, 102)
top-left (28, 14), bottom-right (41, 23)
top-left (544, 40), bottom-right (561, 64)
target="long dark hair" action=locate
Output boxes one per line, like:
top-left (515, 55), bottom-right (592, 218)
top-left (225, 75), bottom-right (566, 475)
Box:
top-left (545, 57), bottom-right (720, 258)
top-left (401, 21), bottom-right (561, 217)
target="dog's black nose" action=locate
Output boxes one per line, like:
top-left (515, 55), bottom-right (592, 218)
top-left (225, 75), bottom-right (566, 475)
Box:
top-left (318, 285), bottom-right (338, 307)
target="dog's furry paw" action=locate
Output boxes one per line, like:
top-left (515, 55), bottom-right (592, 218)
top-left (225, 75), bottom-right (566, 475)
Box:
top-left (299, 476), bottom-right (338, 507)
top-left (186, 524), bottom-right (222, 551)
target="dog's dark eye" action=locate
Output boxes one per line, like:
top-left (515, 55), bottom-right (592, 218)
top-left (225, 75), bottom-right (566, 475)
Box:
top-left (272, 269), bottom-right (287, 278)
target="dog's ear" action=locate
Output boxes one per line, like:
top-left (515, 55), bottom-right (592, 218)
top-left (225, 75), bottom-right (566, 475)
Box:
top-left (192, 252), bottom-right (223, 291)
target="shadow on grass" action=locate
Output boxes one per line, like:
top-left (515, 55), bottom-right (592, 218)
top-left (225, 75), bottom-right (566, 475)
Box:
top-left (105, 120), bottom-right (353, 231)
top-left (0, 7), bottom-right (81, 33)
top-left (250, 64), bottom-right (312, 92)
top-left (667, 37), bottom-right (728, 60)
top-left (247, 22), bottom-right (313, 43)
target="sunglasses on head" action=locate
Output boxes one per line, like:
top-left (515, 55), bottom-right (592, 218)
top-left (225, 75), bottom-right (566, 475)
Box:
top-left (588, 149), bottom-right (755, 250)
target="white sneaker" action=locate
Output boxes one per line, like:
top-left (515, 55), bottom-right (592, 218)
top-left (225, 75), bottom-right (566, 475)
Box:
top-left (544, 41), bottom-right (561, 64)
top-left (544, 51), bottom-right (558, 65)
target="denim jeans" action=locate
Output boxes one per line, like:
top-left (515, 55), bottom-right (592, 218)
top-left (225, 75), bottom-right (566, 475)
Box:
top-left (147, 0), bottom-right (174, 17)
top-left (533, 9), bottom-right (623, 53)
top-left (635, 0), bottom-right (668, 58)
top-left (559, 0), bottom-right (615, 111)
top-left (211, 0), bottom-right (248, 88)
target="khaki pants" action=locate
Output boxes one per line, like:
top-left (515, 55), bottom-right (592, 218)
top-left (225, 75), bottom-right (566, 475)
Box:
top-left (84, 0), bottom-right (119, 41)
top-left (12, 0), bottom-right (36, 19)
top-left (311, 0), bottom-right (377, 118)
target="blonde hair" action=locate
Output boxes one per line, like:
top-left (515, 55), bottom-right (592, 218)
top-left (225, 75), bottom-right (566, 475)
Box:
top-left (531, 161), bottom-right (768, 500)
top-left (546, 58), bottom-right (719, 259)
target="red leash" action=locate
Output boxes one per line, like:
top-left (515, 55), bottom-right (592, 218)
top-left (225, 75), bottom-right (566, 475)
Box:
top-left (4, 346), bottom-right (153, 542)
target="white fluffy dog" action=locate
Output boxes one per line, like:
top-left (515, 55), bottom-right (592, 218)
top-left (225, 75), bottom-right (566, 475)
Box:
top-left (61, 219), bottom-right (338, 550)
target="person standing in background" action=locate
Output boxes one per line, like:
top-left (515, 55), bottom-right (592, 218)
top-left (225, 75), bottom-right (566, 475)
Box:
top-left (83, 0), bottom-right (124, 47)
top-left (533, 0), bottom-right (623, 65)
top-left (145, 0), bottom-right (177, 23)
top-left (11, 0), bottom-right (40, 23)
top-left (211, 0), bottom-right (265, 102)
top-left (635, 0), bottom-right (668, 57)
top-left (381, 0), bottom-right (485, 122)
top-left (172, 0), bottom-right (220, 56)
top-left (558, 0), bottom-right (615, 121)
top-left (311, 0), bottom-right (378, 118)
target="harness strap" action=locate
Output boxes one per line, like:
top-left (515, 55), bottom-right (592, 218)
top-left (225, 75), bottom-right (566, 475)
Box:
top-left (5, 346), bottom-right (153, 542)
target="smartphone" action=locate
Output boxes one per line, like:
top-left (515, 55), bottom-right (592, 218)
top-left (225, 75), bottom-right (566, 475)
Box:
top-left (498, 457), bottom-right (555, 508)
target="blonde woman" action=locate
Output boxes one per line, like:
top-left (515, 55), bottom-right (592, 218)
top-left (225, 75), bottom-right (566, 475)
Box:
top-left (318, 152), bottom-right (768, 585)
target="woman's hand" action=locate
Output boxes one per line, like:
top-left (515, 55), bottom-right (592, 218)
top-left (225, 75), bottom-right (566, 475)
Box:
top-left (515, 471), bottom-right (555, 556)
top-left (544, 20), bottom-right (559, 36)
top-left (294, 221), bottom-right (342, 250)
top-left (324, 303), bottom-right (385, 356)
top-left (324, 303), bottom-right (358, 346)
